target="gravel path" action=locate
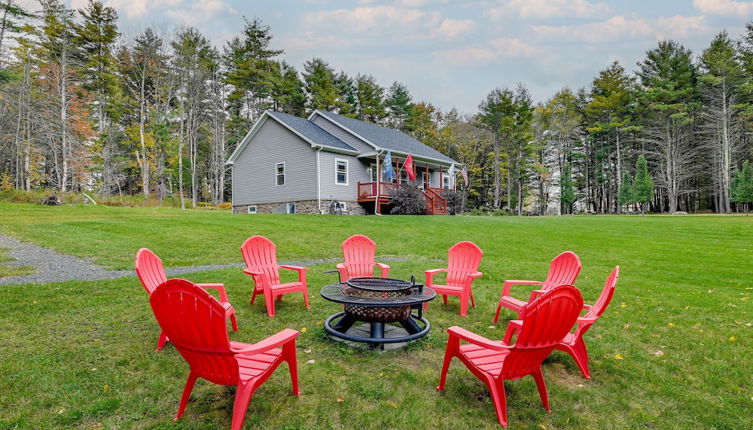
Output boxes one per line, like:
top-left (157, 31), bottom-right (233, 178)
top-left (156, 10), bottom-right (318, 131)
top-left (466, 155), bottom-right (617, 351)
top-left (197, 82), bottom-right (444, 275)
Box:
top-left (0, 234), bottom-right (406, 285)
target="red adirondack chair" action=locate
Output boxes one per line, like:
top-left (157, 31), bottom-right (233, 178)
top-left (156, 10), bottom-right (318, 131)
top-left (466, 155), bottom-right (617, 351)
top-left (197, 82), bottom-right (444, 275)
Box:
top-left (135, 248), bottom-right (238, 351)
top-left (555, 266), bottom-right (619, 379)
top-left (336, 234), bottom-right (390, 281)
top-left (423, 241), bottom-right (483, 316)
top-left (437, 285), bottom-right (584, 428)
top-left (493, 251), bottom-right (581, 323)
top-left (149, 279), bottom-right (300, 430)
top-left (240, 236), bottom-right (310, 317)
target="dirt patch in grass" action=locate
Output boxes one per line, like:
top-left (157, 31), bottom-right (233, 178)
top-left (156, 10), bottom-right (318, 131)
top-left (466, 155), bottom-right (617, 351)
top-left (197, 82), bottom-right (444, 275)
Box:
top-left (0, 247), bottom-right (35, 278)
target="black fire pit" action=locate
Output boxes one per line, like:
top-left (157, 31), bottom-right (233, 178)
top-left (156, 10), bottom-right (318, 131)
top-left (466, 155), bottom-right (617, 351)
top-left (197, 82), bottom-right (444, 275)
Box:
top-left (321, 276), bottom-right (436, 349)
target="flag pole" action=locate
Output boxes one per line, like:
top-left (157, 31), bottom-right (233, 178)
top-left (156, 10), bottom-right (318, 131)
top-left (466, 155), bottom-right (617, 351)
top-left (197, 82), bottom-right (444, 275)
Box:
top-left (375, 151), bottom-right (382, 215)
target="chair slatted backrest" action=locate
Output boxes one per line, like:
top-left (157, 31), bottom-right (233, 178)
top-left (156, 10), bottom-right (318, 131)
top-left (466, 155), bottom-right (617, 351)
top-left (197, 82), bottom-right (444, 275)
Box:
top-left (342, 235), bottom-right (377, 278)
top-left (135, 248), bottom-right (168, 295)
top-left (585, 266), bottom-right (619, 320)
top-left (446, 241), bottom-right (483, 286)
top-left (150, 279), bottom-right (239, 385)
top-left (502, 285), bottom-right (583, 379)
top-left (542, 251), bottom-right (582, 290)
top-left (241, 236), bottom-right (281, 285)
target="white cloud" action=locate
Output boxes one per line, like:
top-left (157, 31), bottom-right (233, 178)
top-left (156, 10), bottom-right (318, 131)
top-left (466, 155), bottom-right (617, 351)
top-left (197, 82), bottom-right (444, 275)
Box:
top-left (532, 15), bottom-right (709, 43)
top-left (486, 0), bottom-right (611, 21)
top-left (432, 18), bottom-right (476, 41)
top-left (435, 38), bottom-right (540, 65)
top-left (490, 38), bottom-right (541, 56)
top-left (693, 0), bottom-right (753, 17)
top-left (166, 0), bottom-right (234, 25)
top-left (93, 0), bottom-right (183, 19)
top-left (304, 6), bottom-right (442, 35)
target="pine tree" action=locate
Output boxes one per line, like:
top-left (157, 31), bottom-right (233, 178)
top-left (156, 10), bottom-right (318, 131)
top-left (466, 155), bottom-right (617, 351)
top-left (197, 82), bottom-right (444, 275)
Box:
top-left (633, 155), bottom-right (654, 214)
top-left (271, 61), bottom-right (305, 116)
top-left (0, 0), bottom-right (33, 70)
top-left (334, 71), bottom-right (356, 116)
top-left (618, 172), bottom-right (635, 211)
top-left (354, 73), bottom-right (385, 123)
top-left (385, 81), bottom-right (413, 130)
top-left (731, 160), bottom-right (753, 214)
top-left (560, 162), bottom-right (576, 214)
top-left (302, 57), bottom-right (338, 112)
top-left (478, 88), bottom-right (515, 209)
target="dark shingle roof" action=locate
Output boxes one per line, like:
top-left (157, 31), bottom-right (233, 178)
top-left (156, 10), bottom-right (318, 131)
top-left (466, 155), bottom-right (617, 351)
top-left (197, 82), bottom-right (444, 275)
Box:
top-left (315, 110), bottom-right (456, 164)
top-left (268, 111), bottom-right (356, 152)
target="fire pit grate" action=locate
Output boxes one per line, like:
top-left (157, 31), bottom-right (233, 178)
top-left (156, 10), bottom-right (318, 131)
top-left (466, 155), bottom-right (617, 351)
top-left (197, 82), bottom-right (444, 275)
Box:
top-left (346, 277), bottom-right (413, 293)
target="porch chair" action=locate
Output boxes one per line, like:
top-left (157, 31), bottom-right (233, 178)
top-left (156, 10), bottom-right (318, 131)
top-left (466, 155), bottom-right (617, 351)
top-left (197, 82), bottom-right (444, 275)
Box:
top-left (492, 251), bottom-right (581, 323)
top-left (437, 284), bottom-right (583, 428)
top-left (240, 236), bottom-right (310, 317)
top-left (423, 241), bottom-right (483, 316)
top-left (150, 279), bottom-right (300, 430)
top-left (135, 248), bottom-right (237, 351)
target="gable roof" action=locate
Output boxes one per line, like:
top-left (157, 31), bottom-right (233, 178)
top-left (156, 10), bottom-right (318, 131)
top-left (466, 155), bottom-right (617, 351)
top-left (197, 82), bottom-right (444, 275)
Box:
top-left (311, 110), bottom-right (456, 164)
top-left (267, 111), bottom-right (356, 152)
top-left (227, 110), bottom-right (357, 164)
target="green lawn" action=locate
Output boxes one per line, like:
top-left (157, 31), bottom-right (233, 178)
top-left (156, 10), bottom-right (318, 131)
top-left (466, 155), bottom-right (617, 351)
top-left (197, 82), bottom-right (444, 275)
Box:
top-left (0, 248), bottom-right (34, 277)
top-left (0, 204), bottom-right (751, 429)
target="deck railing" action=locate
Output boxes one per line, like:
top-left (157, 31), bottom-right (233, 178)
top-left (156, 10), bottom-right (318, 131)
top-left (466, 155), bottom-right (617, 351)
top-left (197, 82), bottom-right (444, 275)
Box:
top-left (358, 182), bottom-right (449, 214)
top-left (358, 182), bottom-right (399, 199)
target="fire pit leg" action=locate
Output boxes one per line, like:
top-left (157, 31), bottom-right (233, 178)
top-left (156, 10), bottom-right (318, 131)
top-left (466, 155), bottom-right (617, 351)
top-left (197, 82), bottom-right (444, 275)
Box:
top-left (332, 313), bottom-right (357, 333)
top-left (370, 322), bottom-right (385, 351)
top-left (399, 316), bottom-right (422, 335)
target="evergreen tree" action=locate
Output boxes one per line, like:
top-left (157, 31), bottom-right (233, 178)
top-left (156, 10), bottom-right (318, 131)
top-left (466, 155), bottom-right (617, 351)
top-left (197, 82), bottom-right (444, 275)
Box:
top-left (385, 81), bottom-right (413, 130)
top-left (478, 87), bottom-right (515, 209)
top-left (302, 57), bottom-right (338, 112)
top-left (334, 71), bottom-right (356, 116)
top-left (560, 162), bottom-right (576, 214)
top-left (354, 73), bottom-right (385, 123)
top-left (618, 172), bottom-right (635, 210)
top-left (271, 61), bottom-right (305, 116)
top-left (0, 0), bottom-right (33, 70)
top-left (731, 160), bottom-right (753, 214)
top-left (634, 155), bottom-right (654, 214)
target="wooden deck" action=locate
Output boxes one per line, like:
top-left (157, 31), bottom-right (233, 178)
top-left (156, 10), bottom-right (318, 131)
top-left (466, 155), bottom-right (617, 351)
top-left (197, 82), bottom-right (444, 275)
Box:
top-left (357, 182), bottom-right (448, 215)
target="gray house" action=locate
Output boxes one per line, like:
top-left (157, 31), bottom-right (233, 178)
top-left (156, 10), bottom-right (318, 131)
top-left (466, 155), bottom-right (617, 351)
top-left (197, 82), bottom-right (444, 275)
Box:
top-left (227, 110), bottom-right (458, 215)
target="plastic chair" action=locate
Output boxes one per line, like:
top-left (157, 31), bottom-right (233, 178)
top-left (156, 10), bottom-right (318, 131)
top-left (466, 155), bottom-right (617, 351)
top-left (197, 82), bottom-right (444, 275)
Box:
top-left (423, 241), bottom-right (483, 316)
top-left (337, 234), bottom-right (390, 281)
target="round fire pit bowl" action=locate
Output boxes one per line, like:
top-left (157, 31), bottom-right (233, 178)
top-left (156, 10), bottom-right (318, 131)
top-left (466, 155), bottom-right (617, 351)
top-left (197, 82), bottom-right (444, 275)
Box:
top-left (320, 276), bottom-right (436, 350)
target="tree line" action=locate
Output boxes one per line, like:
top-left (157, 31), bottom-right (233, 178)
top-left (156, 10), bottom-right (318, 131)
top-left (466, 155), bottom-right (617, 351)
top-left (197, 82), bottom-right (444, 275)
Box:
top-left (1, 0), bottom-right (753, 214)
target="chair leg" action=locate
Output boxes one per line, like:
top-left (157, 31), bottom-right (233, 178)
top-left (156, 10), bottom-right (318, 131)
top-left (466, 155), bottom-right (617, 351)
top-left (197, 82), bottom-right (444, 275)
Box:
top-left (230, 313), bottom-right (238, 332)
top-left (532, 367), bottom-right (550, 412)
top-left (557, 339), bottom-right (591, 379)
top-left (459, 294), bottom-right (469, 317)
top-left (470, 291), bottom-right (476, 308)
top-left (492, 301), bottom-right (503, 324)
top-left (250, 288), bottom-right (258, 305)
top-left (487, 376), bottom-right (508, 428)
top-left (174, 372), bottom-right (198, 420)
top-left (265, 293), bottom-right (275, 317)
top-left (157, 331), bottom-right (168, 351)
top-left (302, 289), bottom-right (310, 309)
top-left (284, 342), bottom-right (301, 395)
top-left (423, 302), bottom-right (429, 311)
top-left (276, 295), bottom-right (283, 302)
top-left (436, 337), bottom-right (458, 392)
top-left (442, 295), bottom-right (448, 305)
top-left (230, 382), bottom-right (255, 430)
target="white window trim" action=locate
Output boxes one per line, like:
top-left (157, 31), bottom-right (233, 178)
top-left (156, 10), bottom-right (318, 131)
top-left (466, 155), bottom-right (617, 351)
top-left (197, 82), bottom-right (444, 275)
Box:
top-left (247, 205), bottom-right (257, 214)
top-left (275, 162), bottom-right (285, 186)
top-left (335, 158), bottom-right (349, 186)
top-left (336, 201), bottom-right (347, 212)
top-left (442, 174), bottom-right (450, 190)
top-left (287, 202), bottom-right (296, 214)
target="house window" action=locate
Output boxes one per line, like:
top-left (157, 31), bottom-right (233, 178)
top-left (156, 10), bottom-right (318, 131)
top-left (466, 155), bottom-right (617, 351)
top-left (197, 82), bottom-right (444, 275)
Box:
top-left (287, 202), bottom-right (296, 214)
top-left (333, 201), bottom-right (347, 213)
top-left (275, 162), bottom-right (285, 186)
top-left (247, 205), bottom-right (257, 214)
top-left (368, 164), bottom-right (378, 182)
top-left (335, 159), bottom-right (348, 185)
top-left (443, 174), bottom-right (450, 190)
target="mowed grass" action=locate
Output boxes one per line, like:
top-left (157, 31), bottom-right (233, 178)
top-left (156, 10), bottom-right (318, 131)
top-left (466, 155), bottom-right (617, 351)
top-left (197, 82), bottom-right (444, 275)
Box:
top-left (0, 248), bottom-right (34, 277)
top-left (0, 204), bottom-right (751, 429)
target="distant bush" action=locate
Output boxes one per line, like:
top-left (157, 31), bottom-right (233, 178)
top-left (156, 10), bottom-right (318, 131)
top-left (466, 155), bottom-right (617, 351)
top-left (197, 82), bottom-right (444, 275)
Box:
top-left (442, 190), bottom-right (462, 215)
top-left (217, 202), bottom-right (232, 209)
top-left (390, 184), bottom-right (426, 215)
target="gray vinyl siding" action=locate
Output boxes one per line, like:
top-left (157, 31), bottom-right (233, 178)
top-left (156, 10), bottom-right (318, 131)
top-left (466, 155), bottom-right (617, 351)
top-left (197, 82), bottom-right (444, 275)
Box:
top-left (232, 118), bottom-right (317, 205)
top-left (318, 152), bottom-right (371, 202)
top-left (310, 115), bottom-right (375, 152)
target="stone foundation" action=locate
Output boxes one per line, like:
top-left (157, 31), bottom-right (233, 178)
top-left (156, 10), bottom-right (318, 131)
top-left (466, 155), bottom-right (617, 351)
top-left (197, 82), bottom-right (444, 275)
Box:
top-left (233, 200), bottom-right (366, 215)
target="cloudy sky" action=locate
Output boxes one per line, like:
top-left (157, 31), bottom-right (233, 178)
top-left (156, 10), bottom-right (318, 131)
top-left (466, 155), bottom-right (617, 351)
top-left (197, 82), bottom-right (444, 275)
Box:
top-left (58, 0), bottom-right (753, 112)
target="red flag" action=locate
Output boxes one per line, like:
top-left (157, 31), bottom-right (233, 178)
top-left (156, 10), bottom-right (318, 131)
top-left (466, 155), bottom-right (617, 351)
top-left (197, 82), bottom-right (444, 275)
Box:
top-left (404, 154), bottom-right (416, 181)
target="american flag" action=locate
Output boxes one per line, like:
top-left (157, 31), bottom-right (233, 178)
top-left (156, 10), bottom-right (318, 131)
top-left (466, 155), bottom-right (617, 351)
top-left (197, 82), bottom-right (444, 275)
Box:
top-left (460, 166), bottom-right (469, 184)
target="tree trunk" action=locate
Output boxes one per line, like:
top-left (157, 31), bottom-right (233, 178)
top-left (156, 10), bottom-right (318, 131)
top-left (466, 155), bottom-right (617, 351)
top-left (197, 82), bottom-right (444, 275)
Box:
top-left (493, 132), bottom-right (500, 208)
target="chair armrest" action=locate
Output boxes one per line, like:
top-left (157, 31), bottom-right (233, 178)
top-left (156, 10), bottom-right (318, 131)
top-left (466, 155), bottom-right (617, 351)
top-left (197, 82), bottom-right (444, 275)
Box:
top-left (503, 320), bottom-right (522, 344)
top-left (243, 269), bottom-right (262, 276)
top-left (424, 268), bottom-right (447, 286)
top-left (447, 326), bottom-right (510, 351)
top-left (280, 265), bottom-right (307, 283)
top-left (197, 283), bottom-right (228, 302)
top-left (502, 280), bottom-right (543, 296)
top-left (469, 272), bottom-right (483, 279)
top-left (527, 289), bottom-right (548, 303)
top-left (232, 329), bottom-right (300, 356)
top-left (336, 264), bottom-right (348, 282)
top-left (582, 304), bottom-right (592, 310)
top-left (376, 263), bottom-right (390, 277)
